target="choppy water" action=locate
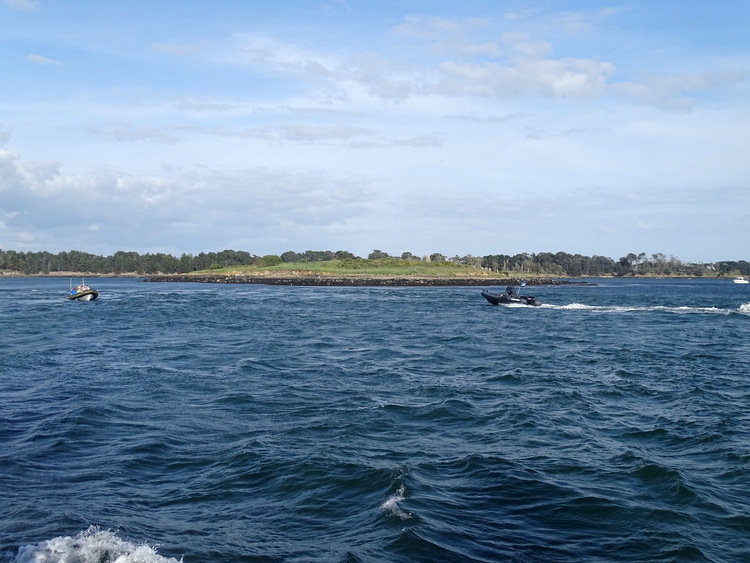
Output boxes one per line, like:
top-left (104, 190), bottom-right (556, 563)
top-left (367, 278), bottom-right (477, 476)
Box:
top-left (1, 277), bottom-right (749, 562)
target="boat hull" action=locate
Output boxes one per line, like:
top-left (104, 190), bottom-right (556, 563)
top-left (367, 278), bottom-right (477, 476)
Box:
top-left (481, 289), bottom-right (540, 306)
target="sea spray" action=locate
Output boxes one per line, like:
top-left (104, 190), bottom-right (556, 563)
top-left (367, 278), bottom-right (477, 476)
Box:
top-left (13, 527), bottom-right (181, 563)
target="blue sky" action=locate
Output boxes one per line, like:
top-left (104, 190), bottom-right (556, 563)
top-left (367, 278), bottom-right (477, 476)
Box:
top-left (1, 0), bottom-right (748, 262)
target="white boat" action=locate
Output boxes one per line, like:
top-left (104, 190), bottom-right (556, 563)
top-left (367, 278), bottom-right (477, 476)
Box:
top-left (733, 277), bottom-right (749, 284)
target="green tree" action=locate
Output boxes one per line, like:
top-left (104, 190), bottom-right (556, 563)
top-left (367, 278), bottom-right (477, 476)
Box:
top-left (334, 250), bottom-right (357, 260)
top-left (281, 251), bottom-right (303, 263)
top-left (258, 254), bottom-right (282, 266)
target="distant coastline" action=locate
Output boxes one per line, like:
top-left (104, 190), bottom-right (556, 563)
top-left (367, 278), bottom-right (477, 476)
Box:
top-left (2, 250), bottom-right (747, 280)
top-left (1, 270), bottom-right (734, 286)
top-left (2, 249), bottom-right (748, 280)
top-left (0, 271), bottom-right (141, 278)
top-left (3, 270), bottom-right (740, 287)
top-left (142, 274), bottom-right (592, 287)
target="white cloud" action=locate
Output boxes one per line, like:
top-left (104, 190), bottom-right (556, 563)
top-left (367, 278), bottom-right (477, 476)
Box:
top-left (25, 54), bottom-right (63, 66)
top-left (501, 31), bottom-right (552, 60)
top-left (393, 133), bottom-right (442, 147)
top-left (199, 19), bottom-right (623, 103)
top-left (0, 148), bottom-right (379, 253)
top-left (146, 16), bottom-right (732, 108)
top-left (614, 70), bottom-right (750, 110)
top-left (84, 124), bottom-right (184, 144)
top-left (336, 53), bottom-right (417, 100)
top-left (173, 99), bottom-right (238, 112)
top-left (3, 0), bottom-right (39, 11)
top-left (393, 15), bottom-right (499, 57)
top-left (224, 33), bottom-right (338, 74)
top-left (208, 122), bottom-right (376, 143)
top-left (433, 57), bottom-right (614, 98)
top-left (273, 123), bottom-right (373, 143)
top-left (393, 15), bottom-right (487, 41)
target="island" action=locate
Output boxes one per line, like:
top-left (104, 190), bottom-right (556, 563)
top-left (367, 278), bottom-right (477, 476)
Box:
top-left (144, 273), bottom-right (592, 287)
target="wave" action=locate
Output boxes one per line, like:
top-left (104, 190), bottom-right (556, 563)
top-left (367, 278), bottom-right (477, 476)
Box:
top-left (10, 527), bottom-right (181, 563)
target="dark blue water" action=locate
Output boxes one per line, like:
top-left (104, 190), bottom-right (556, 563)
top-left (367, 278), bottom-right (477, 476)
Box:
top-left (1, 277), bottom-right (749, 562)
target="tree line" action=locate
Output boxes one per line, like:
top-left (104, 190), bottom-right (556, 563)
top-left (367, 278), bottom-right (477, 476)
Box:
top-left (0, 248), bottom-right (748, 277)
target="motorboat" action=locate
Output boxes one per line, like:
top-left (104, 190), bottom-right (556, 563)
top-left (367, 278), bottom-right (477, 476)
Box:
top-left (733, 277), bottom-right (749, 284)
top-left (481, 284), bottom-right (540, 306)
top-left (67, 280), bottom-right (98, 301)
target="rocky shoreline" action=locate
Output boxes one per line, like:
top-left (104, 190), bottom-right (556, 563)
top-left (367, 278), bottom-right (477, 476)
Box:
top-left (144, 274), bottom-right (593, 287)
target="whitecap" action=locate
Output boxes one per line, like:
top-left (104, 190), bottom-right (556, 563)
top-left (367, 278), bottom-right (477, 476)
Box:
top-left (13, 526), bottom-right (182, 563)
top-left (380, 484), bottom-right (412, 520)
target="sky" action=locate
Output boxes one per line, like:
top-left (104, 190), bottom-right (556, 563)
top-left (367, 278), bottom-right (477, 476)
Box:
top-left (1, 0), bottom-right (748, 263)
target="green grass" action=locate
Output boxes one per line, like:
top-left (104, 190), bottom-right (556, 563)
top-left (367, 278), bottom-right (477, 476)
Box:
top-left (194, 258), bottom-right (495, 277)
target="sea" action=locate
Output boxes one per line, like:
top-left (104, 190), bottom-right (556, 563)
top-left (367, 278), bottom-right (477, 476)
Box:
top-left (1, 277), bottom-right (749, 563)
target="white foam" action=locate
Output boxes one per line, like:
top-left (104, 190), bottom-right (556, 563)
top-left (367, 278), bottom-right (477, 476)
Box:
top-left (739, 303), bottom-right (750, 313)
top-left (13, 527), bottom-right (181, 563)
top-left (547, 303), bottom-right (598, 310)
top-left (380, 484), bottom-right (412, 520)
top-left (543, 303), bottom-right (735, 315)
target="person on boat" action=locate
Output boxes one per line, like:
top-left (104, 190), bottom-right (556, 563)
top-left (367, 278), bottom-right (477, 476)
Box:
top-left (71, 284), bottom-right (89, 295)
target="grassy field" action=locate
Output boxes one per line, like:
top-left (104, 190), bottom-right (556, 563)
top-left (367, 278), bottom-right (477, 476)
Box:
top-left (195, 258), bottom-right (501, 277)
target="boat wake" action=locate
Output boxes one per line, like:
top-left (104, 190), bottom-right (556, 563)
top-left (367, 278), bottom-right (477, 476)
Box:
top-left (10, 527), bottom-right (181, 563)
top-left (541, 303), bottom-right (750, 315)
